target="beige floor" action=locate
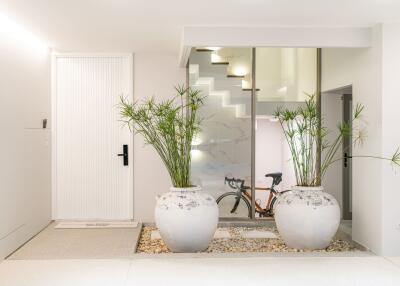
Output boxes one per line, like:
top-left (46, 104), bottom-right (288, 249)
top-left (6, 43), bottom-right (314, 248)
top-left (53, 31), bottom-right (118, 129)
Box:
top-left (8, 220), bottom-right (358, 260)
top-left (4, 222), bottom-right (400, 285)
top-left (8, 222), bottom-right (142, 260)
top-left (1, 256), bottom-right (400, 286)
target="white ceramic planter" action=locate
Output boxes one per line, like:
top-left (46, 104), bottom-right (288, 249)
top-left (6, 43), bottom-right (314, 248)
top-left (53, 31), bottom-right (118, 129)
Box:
top-left (155, 186), bottom-right (218, 252)
top-left (274, 186), bottom-right (340, 250)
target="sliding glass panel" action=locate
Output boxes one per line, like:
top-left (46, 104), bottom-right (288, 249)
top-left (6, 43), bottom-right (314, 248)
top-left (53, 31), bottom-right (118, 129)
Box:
top-left (189, 47), bottom-right (252, 219)
top-left (254, 48), bottom-right (317, 218)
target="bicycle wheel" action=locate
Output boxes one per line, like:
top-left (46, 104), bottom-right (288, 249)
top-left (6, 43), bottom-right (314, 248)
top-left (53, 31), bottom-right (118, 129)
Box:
top-left (216, 192), bottom-right (251, 218)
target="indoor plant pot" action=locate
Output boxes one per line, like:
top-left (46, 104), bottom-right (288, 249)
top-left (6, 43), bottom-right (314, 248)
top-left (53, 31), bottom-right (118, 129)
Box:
top-left (120, 86), bottom-right (218, 252)
top-left (155, 186), bottom-right (218, 252)
top-left (274, 94), bottom-right (399, 250)
top-left (274, 185), bottom-right (340, 249)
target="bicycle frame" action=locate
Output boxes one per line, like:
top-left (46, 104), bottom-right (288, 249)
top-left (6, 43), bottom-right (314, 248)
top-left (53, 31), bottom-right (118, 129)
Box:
top-left (224, 176), bottom-right (277, 215)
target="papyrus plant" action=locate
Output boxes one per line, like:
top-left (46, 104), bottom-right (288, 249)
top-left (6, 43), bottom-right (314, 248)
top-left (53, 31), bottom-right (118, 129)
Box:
top-left (119, 86), bottom-right (205, 188)
top-left (274, 94), bottom-right (400, 187)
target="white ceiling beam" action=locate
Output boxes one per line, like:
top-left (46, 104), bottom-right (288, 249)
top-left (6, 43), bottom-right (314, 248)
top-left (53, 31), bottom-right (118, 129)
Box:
top-left (180, 26), bottom-right (372, 67)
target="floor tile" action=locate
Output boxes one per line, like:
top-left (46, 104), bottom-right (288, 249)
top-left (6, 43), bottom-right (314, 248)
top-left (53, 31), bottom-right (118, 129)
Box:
top-left (151, 230), bottom-right (162, 240)
top-left (213, 229), bottom-right (231, 239)
top-left (126, 256), bottom-right (400, 286)
top-left (0, 259), bottom-right (131, 286)
top-left (240, 229), bottom-right (277, 239)
top-left (8, 222), bottom-right (141, 259)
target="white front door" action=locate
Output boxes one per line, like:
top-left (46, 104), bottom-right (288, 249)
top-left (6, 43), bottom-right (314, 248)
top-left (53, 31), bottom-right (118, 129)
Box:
top-left (52, 54), bottom-right (133, 220)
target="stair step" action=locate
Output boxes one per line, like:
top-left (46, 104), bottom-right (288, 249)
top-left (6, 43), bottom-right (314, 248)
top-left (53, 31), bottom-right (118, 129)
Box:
top-left (211, 62), bottom-right (229, 65)
top-left (242, 88), bottom-right (261, 91)
top-left (227, 74), bottom-right (245, 78)
top-left (196, 48), bottom-right (214, 52)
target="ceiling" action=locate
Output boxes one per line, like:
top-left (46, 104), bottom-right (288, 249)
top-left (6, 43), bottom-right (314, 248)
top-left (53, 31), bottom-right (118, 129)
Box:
top-left (0, 0), bottom-right (399, 53)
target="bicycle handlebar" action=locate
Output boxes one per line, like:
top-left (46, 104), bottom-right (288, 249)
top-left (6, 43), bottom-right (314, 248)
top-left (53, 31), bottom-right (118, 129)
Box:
top-left (224, 176), bottom-right (245, 190)
top-left (224, 176), bottom-right (279, 194)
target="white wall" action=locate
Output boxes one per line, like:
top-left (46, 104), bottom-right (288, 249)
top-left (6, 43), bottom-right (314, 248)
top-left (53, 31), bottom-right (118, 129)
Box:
top-left (255, 119), bottom-right (297, 207)
top-left (256, 120), bottom-right (282, 183)
top-left (255, 119), bottom-right (296, 192)
top-left (322, 25), bottom-right (386, 254)
top-left (321, 93), bottom-right (343, 215)
top-left (255, 120), bottom-right (282, 207)
top-left (0, 16), bottom-right (51, 259)
top-left (381, 23), bottom-right (400, 256)
top-left (133, 52), bottom-right (185, 223)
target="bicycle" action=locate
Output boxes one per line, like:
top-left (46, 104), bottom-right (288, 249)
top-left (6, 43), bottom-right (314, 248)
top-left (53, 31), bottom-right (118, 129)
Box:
top-left (216, 172), bottom-right (284, 218)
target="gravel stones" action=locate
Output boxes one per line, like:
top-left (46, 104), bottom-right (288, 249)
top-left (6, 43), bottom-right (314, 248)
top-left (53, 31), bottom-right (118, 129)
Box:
top-left (136, 226), bottom-right (359, 254)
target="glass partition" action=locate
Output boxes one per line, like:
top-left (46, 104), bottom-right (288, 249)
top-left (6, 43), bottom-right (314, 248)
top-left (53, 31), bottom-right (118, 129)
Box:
top-left (256, 48), bottom-right (317, 102)
top-left (189, 47), bottom-right (318, 219)
top-left (254, 48), bottom-right (317, 217)
top-left (189, 47), bottom-right (252, 218)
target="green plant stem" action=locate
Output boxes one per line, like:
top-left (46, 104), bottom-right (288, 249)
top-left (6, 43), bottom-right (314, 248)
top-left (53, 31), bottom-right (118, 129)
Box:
top-left (119, 86), bottom-right (204, 188)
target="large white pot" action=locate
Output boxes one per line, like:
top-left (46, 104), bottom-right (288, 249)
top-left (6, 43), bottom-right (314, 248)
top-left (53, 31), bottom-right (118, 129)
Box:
top-left (274, 186), bottom-right (340, 250)
top-left (155, 186), bottom-right (218, 252)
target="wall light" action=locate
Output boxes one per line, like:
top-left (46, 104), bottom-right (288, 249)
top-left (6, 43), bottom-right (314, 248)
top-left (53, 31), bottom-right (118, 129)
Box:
top-left (277, 86), bottom-right (288, 93)
top-left (191, 137), bottom-right (202, 146)
top-left (205, 47), bottom-right (221, 51)
top-left (211, 53), bottom-right (222, 63)
top-left (190, 148), bottom-right (202, 160)
top-left (241, 79), bottom-right (251, 89)
top-left (0, 13), bottom-right (49, 54)
top-left (232, 65), bottom-right (248, 77)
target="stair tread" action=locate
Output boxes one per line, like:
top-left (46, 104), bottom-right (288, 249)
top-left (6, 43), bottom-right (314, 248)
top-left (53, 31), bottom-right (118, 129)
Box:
top-left (211, 62), bottom-right (229, 65)
top-left (196, 48), bottom-right (214, 52)
top-left (242, 88), bottom-right (261, 91)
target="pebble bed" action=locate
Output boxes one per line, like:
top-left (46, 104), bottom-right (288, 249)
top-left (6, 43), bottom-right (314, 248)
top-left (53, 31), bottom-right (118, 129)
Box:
top-left (136, 226), bottom-right (359, 254)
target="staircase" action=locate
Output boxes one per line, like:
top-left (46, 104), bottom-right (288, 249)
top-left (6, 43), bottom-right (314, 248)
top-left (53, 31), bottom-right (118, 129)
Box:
top-left (189, 49), bottom-right (252, 198)
top-left (189, 64), bottom-right (247, 118)
top-left (189, 48), bottom-right (304, 119)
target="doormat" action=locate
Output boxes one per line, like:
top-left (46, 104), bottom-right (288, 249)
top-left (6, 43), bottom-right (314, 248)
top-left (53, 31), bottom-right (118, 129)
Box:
top-left (54, 221), bottom-right (138, 229)
top-left (137, 226), bottom-right (361, 254)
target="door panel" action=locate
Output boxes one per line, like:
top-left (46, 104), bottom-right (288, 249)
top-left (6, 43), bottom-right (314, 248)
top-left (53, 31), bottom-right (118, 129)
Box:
top-left (53, 55), bottom-right (133, 220)
top-left (342, 94), bottom-right (352, 220)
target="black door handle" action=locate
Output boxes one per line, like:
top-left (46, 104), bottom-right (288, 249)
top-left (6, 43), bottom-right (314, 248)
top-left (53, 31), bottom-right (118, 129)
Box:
top-left (344, 153), bottom-right (352, 168)
top-left (117, 144), bottom-right (128, 166)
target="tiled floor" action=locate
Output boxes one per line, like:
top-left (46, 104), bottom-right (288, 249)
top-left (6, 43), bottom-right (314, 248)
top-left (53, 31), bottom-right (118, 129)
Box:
top-left (2, 222), bottom-right (400, 285)
top-left (8, 221), bottom-right (356, 260)
top-left (1, 256), bottom-right (400, 286)
top-left (8, 222), bottom-right (142, 260)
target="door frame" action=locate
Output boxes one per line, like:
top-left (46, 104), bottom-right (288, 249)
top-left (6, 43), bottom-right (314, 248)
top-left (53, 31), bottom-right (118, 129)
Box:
top-left (51, 53), bottom-right (134, 220)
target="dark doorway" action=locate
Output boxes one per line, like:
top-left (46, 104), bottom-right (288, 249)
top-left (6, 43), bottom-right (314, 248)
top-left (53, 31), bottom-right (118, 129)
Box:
top-left (342, 93), bottom-right (352, 220)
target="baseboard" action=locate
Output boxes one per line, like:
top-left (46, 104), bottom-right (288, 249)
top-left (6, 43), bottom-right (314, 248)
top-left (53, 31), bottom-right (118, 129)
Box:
top-left (54, 221), bottom-right (139, 229)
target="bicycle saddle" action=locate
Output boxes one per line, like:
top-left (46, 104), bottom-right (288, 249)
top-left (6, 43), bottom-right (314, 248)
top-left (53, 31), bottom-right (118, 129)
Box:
top-left (265, 172), bottom-right (282, 186)
top-left (265, 172), bottom-right (282, 179)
